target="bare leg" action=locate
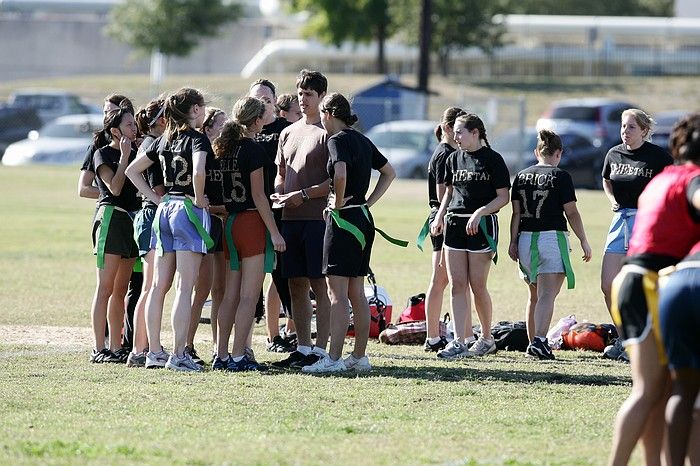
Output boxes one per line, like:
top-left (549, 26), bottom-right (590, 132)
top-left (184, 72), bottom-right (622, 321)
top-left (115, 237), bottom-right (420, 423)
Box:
top-left (326, 275), bottom-right (350, 361)
top-left (209, 252), bottom-right (226, 348)
top-left (289, 277), bottom-right (313, 348)
top-left (533, 273), bottom-right (565, 337)
top-left (608, 334), bottom-right (670, 466)
top-left (216, 267), bottom-right (241, 359)
top-left (132, 250), bottom-right (155, 353)
top-left (601, 253), bottom-right (626, 313)
top-left (146, 252), bottom-right (175, 352)
top-left (171, 250), bottom-right (202, 357)
top-left (107, 258), bottom-right (136, 351)
top-left (310, 277), bottom-right (330, 350)
top-left (525, 281), bottom-right (538, 341)
top-left (189, 253), bottom-right (213, 347)
top-left (425, 250), bottom-right (449, 339)
top-left (665, 369), bottom-right (700, 466)
top-left (231, 255), bottom-right (265, 358)
top-left (467, 252), bottom-right (494, 338)
top-left (90, 254), bottom-right (119, 351)
top-left (348, 276), bottom-right (370, 359)
top-left (266, 281), bottom-right (283, 339)
top-left (444, 249), bottom-right (471, 341)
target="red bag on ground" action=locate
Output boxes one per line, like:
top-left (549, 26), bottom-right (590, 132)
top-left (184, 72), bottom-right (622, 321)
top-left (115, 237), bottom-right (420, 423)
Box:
top-left (561, 322), bottom-right (617, 352)
top-left (398, 293), bottom-right (426, 323)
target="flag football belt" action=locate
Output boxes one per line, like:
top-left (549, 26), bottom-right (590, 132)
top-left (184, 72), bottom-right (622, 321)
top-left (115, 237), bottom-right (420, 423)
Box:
top-left (518, 231), bottom-right (575, 289)
top-left (95, 205), bottom-right (142, 271)
top-left (152, 194), bottom-right (215, 257)
top-left (224, 210), bottom-right (275, 273)
top-left (327, 204), bottom-right (408, 250)
top-left (444, 212), bottom-right (498, 264)
top-left (415, 207), bottom-right (437, 252)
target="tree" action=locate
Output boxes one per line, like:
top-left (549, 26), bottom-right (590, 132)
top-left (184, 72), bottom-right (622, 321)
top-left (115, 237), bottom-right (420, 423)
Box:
top-left (287, 0), bottom-right (393, 74)
top-left (495, 0), bottom-right (673, 16)
top-left (106, 0), bottom-right (241, 58)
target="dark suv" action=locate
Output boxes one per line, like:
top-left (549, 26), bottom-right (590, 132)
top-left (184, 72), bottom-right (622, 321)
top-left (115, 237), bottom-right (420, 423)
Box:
top-left (0, 106), bottom-right (42, 160)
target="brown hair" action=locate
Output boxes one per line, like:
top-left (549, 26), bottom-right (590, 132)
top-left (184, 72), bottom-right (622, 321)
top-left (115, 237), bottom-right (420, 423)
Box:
top-left (296, 69), bottom-right (327, 95)
top-left (276, 93), bottom-right (298, 112)
top-left (455, 113), bottom-right (491, 148)
top-left (199, 107), bottom-right (225, 133)
top-left (249, 79), bottom-right (276, 98)
top-left (537, 129), bottom-right (562, 158)
top-left (320, 93), bottom-right (358, 127)
top-left (622, 108), bottom-right (654, 141)
top-left (164, 87), bottom-right (205, 142)
top-left (104, 94), bottom-right (134, 114)
top-left (135, 96), bottom-right (165, 136)
top-left (212, 97), bottom-right (265, 159)
top-left (93, 107), bottom-right (133, 149)
top-left (435, 107), bottom-right (466, 142)
top-left (669, 113), bottom-right (700, 163)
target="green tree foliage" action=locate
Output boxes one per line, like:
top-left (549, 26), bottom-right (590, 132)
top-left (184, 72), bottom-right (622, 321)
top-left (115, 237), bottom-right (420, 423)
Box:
top-left (106, 0), bottom-right (241, 57)
top-left (287, 0), bottom-right (393, 73)
top-left (496, 0), bottom-right (673, 16)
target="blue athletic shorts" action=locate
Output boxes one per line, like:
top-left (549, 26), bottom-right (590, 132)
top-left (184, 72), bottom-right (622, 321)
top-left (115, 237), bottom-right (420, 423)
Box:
top-left (659, 263), bottom-right (700, 370)
top-left (604, 208), bottom-right (636, 254)
top-left (150, 199), bottom-right (211, 254)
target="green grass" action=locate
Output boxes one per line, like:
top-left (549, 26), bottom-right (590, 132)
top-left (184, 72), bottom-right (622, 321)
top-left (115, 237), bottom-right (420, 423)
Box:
top-left (0, 165), bottom-right (640, 465)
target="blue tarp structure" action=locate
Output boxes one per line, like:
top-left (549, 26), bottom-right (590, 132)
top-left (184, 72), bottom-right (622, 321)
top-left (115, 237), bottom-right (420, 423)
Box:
top-left (351, 77), bottom-right (429, 131)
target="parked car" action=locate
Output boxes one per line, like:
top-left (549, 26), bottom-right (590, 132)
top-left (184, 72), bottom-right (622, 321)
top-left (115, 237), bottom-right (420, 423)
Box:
top-left (2, 114), bottom-right (102, 166)
top-left (365, 120), bottom-right (436, 178)
top-left (536, 98), bottom-right (637, 150)
top-left (492, 127), bottom-right (538, 175)
top-left (650, 110), bottom-right (692, 150)
top-left (0, 106), bottom-right (43, 160)
top-left (7, 89), bottom-right (100, 125)
top-left (557, 132), bottom-right (608, 189)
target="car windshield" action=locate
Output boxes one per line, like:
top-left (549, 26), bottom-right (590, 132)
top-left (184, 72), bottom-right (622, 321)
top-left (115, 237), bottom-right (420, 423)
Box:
top-left (40, 121), bottom-right (94, 138)
top-left (367, 129), bottom-right (429, 151)
top-left (550, 106), bottom-right (598, 121)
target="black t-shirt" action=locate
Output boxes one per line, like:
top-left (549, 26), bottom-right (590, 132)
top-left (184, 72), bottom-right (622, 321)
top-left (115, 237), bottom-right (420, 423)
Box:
top-left (428, 142), bottom-right (454, 208)
top-left (602, 141), bottom-right (673, 209)
top-left (443, 146), bottom-right (511, 214)
top-left (327, 129), bottom-right (388, 207)
top-left (137, 135), bottom-right (165, 208)
top-left (93, 145), bottom-right (140, 211)
top-left (511, 164), bottom-right (577, 232)
top-left (145, 128), bottom-right (215, 198)
top-left (255, 117), bottom-right (290, 196)
top-left (80, 142), bottom-right (98, 172)
top-left (219, 137), bottom-right (267, 213)
top-left (688, 176), bottom-right (700, 223)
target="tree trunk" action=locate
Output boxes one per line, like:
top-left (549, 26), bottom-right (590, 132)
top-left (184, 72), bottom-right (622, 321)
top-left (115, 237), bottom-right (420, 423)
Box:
top-left (377, 19), bottom-right (386, 74)
top-left (417, 0), bottom-right (432, 91)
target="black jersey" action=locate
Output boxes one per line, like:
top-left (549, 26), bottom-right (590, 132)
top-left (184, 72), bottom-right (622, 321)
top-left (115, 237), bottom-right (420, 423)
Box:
top-left (93, 145), bottom-right (140, 211)
top-left (219, 137), bottom-right (267, 213)
top-left (444, 146), bottom-right (511, 214)
top-left (80, 142), bottom-right (98, 172)
top-left (137, 135), bottom-right (165, 208)
top-left (145, 128), bottom-right (215, 198)
top-left (428, 142), bottom-right (454, 208)
top-left (602, 141), bottom-right (672, 209)
top-left (512, 164), bottom-right (577, 232)
top-left (255, 117), bottom-right (290, 196)
top-left (327, 129), bottom-right (388, 207)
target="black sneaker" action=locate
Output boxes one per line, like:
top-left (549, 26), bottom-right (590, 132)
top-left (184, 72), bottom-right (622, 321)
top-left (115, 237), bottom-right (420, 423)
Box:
top-left (283, 333), bottom-right (297, 347)
top-left (270, 350), bottom-right (306, 369)
top-left (266, 335), bottom-right (296, 353)
top-left (526, 338), bottom-right (555, 360)
top-left (212, 354), bottom-right (230, 371)
top-left (423, 336), bottom-right (448, 352)
top-left (90, 348), bottom-right (121, 364)
top-left (289, 352), bottom-right (321, 370)
top-left (185, 345), bottom-right (205, 366)
top-left (227, 355), bottom-right (268, 372)
top-left (113, 347), bottom-right (130, 363)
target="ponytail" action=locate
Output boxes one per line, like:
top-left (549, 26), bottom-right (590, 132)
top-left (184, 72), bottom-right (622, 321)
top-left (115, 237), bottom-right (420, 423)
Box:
top-left (163, 88), bottom-right (205, 142)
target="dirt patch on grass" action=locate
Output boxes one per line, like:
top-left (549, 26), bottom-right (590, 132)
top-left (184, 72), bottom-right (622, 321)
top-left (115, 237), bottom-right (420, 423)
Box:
top-left (0, 324), bottom-right (94, 348)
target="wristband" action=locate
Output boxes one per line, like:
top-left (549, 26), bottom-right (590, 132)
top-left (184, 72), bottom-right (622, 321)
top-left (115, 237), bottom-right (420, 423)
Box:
top-left (301, 189), bottom-right (309, 202)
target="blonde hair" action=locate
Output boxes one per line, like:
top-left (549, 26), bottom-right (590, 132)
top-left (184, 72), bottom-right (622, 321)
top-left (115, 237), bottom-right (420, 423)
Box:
top-left (622, 108), bottom-right (654, 142)
top-left (213, 97), bottom-right (265, 159)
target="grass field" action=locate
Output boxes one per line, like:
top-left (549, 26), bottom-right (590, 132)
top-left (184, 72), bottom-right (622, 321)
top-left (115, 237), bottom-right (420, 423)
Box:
top-left (0, 165), bottom-right (641, 465)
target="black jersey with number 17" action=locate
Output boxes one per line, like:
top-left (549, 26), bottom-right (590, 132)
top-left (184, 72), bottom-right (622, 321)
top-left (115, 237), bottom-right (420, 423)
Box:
top-left (511, 164), bottom-right (576, 232)
top-left (145, 128), bottom-right (216, 198)
top-left (443, 146), bottom-right (511, 214)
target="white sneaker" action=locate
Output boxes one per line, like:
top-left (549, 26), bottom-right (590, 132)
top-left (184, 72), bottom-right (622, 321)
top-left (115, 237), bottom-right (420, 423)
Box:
top-left (437, 340), bottom-right (469, 359)
top-left (145, 348), bottom-right (170, 368)
top-left (301, 355), bottom-right (347, 373)
top-left (344, 354), bottom-right (372, 372)
top-left (165, 353), bottom-right (203, 372)
top-left (466, 337), bottom-right (497, 356)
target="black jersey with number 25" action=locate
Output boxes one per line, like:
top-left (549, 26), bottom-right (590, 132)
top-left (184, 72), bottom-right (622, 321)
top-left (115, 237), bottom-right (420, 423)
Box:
top-left (219, 137), bottom-right (267, 213)
top-left (512, 165), bottom-right (577, 232)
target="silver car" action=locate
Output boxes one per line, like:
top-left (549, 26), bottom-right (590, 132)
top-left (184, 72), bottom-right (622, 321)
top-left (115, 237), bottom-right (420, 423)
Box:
top-left (2, 114), bottom-right (103, 166)
top-left (365, 120), bottom-right (436, 179)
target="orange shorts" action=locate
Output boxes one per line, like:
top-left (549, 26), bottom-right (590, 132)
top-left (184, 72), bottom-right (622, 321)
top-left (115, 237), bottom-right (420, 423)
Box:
top-left (224, 210), bottom-right (266, 261)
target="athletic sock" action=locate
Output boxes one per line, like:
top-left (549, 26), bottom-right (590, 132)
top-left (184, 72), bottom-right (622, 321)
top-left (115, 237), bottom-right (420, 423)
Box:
top-left (464, 336), bottom-right (476, 345)
top-left (297, 345), bottom-right (312, 356)
top-left (232, 355), bottom-right (244, 363)
top-left (428, 336), bottom-right (442, 345)
top-left (536, 336), bottom-right (547, 343)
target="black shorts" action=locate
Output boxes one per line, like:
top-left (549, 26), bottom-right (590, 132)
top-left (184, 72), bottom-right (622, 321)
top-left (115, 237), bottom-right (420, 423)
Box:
top-left (133, 204), bottom-right (157, 257)
top-left (208, 215), bottom-right (224, 253)
top-left (428, 208), bottom-right (443, 252)
top-left (443, 213), bottom-right (498, 253)
top-left (92, 206), bottom-right (139, 259)
top-left (611, 264), bottom-right (665, 363)
top-left (659, 264), bottom-right (700, 370)
top-left (281, 220), bottom-right (325, 279)
top-left (323, 207), bottom-right (374, 277)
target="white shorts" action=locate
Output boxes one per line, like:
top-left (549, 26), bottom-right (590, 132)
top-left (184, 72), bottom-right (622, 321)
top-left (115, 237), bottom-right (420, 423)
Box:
top-left (518, 230), bottom-right (571, 282)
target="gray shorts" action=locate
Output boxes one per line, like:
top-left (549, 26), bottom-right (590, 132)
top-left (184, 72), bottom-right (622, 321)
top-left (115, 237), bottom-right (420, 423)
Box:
top-left (518, 230), bottom-right (571, 282)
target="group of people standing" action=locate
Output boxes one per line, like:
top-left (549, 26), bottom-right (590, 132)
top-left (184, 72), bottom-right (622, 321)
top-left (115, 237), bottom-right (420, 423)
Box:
top-left (78, 70), bottom-right (396, 374)
top-left (421, 106), bottom-right (700, 465)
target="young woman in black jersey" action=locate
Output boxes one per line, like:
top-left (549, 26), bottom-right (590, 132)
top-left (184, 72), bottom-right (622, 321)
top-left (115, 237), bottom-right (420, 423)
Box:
top-left (508, 129), bottom-right (592, 360)
top-left (303, 93), bottom-right (396, 373)
top-left (188, 107), bottom-right (227, 364)
top-left (126, 87), bottom-right (214, 372)
top-left (126, 97), bottom-right (167, 368)
top-left (213, 97), bottom-right (286, 372)
top-left (89, 107), bottom-right (140, 363)
top-left (600, 109), bottom-right (672, 361)
top-left (430, 113), bottom-right (510, 359)
top-left (422, 107), bottom-right (464, 352)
